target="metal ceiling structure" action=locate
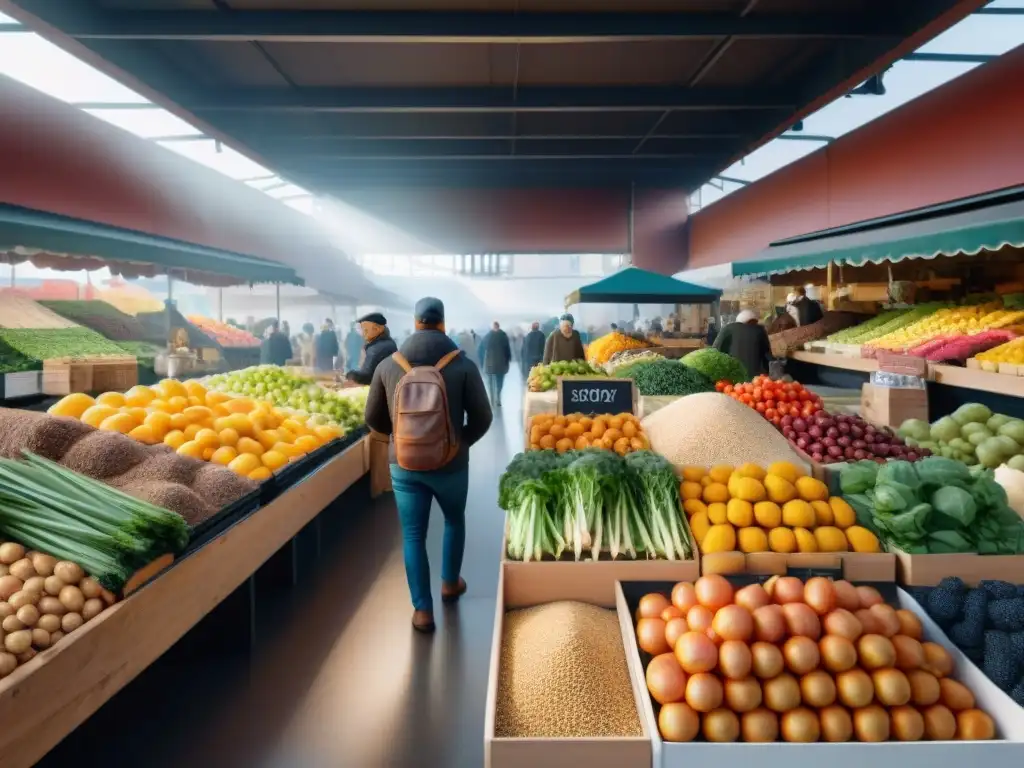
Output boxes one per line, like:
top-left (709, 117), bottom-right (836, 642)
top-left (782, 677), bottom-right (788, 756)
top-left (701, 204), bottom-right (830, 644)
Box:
top-left (0, 0), bottom-right (987, 194)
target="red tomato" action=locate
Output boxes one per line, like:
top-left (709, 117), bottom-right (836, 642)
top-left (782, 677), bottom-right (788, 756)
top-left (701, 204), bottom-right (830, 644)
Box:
top-left (752, 387), bottom-right (763, 400)
top-left (755, 402), bottom-right (767, 413)
top-left (741, 394), bottom-right (753, 405)
top-left (799, 391), bottom-right (811, 402)
top-left (723, 384), bottom-right (734, 394)
top-left (771, 416), bottom-right (783, 427)
top-left (764, 399), bottom-right (776, 410)
top-left (765, 408), bottom-right (778, 420)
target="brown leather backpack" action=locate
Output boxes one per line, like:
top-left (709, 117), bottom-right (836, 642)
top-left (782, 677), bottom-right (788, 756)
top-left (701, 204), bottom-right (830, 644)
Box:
top-left (390, 350), bottom-right (461, 471)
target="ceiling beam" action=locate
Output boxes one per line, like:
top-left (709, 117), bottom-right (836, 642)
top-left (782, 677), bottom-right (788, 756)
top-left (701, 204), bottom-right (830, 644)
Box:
top-left (57, 10), bottom-right (909, 43)
top-left (184, 87), bottom-right (794, 114)
top-left (904, 52), bottom-right (998, 63)
top-left (236, 133), bottom-right (745, 143)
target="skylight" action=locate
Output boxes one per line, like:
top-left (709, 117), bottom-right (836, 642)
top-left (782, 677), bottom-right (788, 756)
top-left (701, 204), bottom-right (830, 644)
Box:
top-left (688, 1), bottom-right (1023, 214)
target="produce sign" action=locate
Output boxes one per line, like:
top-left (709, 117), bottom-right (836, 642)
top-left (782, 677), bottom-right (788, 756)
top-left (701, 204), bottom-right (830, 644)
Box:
top-left (682, 348), bottom-right (749, 385)
top-left (526, 360), bottom-right (605, 392)
top-left (0, 407), bottom-right (257, 526)
top-left (636, 574), bottom-right (997, 742)
top-left (205, 366), bottom-right (366, 433)
top-left (557, 377), bottom-right (635, 417)
top-left (38, 300), bottom-right (146, 342)
top-left (0, 327), bottom-right (130, 362)
top-left (911, 577), bottom-right (1024, 705)
top-left (498, 448), bottom-right (691, 562)
top-left (48, 378), bottom-right (346, 482)
top-left (900, 403), bottom-right (1024, 469)
top-left (839, 457), bottom-right (1024, 555)
top-left (186, 315), bottom-right (260, 348)
top-left (681, 462), bottom-right (880, 556)
top-left (612, 359), bottom-right (714, 397)
top-left (586, 330), bottom-right (652, 366)
top-left (528, 411), bottom-right (648, 454)
top-left (0, 538), bottom-right (117, 674)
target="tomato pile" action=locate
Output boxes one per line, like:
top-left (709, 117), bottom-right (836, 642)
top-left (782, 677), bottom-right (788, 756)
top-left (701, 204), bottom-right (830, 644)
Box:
top-left (715, 375), bottom-right (823, 428)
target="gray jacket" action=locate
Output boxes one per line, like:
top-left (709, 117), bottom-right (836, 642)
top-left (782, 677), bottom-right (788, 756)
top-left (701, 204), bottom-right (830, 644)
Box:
top-left (365, 330), bottom-right (493, 472)
top-left (482, 329), bottom-right (512, 375)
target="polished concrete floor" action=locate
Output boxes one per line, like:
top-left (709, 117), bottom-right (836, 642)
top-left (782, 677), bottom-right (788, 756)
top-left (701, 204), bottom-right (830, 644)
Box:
top-left (39, 367), bottom-right (523, 768)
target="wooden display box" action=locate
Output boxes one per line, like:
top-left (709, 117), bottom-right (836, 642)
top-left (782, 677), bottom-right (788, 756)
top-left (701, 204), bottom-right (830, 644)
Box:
top-left (91, 357), bottom-right (139, 393)
top-left (484, 563), bottom-right (653, 768)
top-left (892, 548), bottom-right (1024, 587)
top-left (860, 383), bottom-right (928, 430)
top-left (42, 359), bottom-right (94, 395)
top-left (616, 579), bottom-right (1024, 768)
top-left (500, 522), bottom-right (699, 606)
top-left (706, 551), bottom-right (896, 581)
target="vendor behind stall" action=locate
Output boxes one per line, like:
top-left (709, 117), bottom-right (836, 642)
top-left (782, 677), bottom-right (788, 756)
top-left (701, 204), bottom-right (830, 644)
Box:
top-left (713, 309), bottom-right (772, 378)
top-left (315, 318), bottom-right (340, 373)
top-left (345, 312), bottom-right (397, 385)
top-left (260, 320), bottom-right (292, 366)
top-left (543, 313), bottom-right (586, 364)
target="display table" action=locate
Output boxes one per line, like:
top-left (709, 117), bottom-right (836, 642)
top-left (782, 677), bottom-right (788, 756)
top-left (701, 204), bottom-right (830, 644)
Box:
top-left (0, 436), bottom-right (369, 768)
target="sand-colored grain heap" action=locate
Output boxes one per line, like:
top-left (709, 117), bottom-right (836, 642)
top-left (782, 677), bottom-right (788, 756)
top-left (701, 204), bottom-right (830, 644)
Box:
top-left (0, 408), bottom-right (257, 525)
top-left (642, 392), bottom-right (809, 471)
top-left (495, 601), bottom-right (642, 738)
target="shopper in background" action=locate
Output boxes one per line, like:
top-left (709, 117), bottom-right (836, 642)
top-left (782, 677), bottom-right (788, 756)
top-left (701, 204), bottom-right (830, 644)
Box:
top-left (315, 318), bottom-right (340, 373)
top-left (344, 321), bottom-right (363, 371)
top-left (345, 312), bottom-right (397, 385)
top-left (543, 313), bottom-right (586, 364)
top-left (482, 320), bottom-right (512, 408)
top-left (259, 320), bottom-right (292, 366)
top-left (364, 297), bottom-right (492, 633)
top-left (521, 321), bottom-right (545, 375)
top-left (791, 286), bottom-right (824, 326)
top-left (298, 322), bottom-right (317, 369)
top-left (713, 309), bottom-right (772, 378)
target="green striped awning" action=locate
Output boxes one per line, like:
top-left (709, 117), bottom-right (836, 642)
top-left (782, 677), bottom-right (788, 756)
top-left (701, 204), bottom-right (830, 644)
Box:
top-left (0, 204), bottom-right (303, 286)
top-left (733, 187), bottom-right (1024, 279)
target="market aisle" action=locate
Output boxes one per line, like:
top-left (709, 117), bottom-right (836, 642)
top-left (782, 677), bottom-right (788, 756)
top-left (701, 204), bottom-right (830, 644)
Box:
top-left (184, 364), bottom-right (522, 767)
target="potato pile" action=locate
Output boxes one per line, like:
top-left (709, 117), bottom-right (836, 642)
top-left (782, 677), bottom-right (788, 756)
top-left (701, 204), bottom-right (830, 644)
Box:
top-left (0, 408), bottom-right (256, 526)
top-left (638, 575), bottom-right (997, 743)
top-left (681, 461), bottom-right (881, 557)
top-left (0, 541), bottom-right (116, 676)
top-left (528, 412), bottom-right (650, 455)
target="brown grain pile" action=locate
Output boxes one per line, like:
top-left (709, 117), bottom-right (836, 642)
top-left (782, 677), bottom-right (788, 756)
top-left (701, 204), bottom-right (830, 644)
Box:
top-left (0, 408), bottom-right (258, 525)
top-left (495, 601), bottom-right (642, 738)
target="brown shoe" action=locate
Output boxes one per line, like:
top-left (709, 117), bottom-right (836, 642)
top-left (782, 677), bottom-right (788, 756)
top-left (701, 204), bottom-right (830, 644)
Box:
top-left (441, 578), bottom-right (467, 604)
top-left (412, 610), bottom-right (435, 633)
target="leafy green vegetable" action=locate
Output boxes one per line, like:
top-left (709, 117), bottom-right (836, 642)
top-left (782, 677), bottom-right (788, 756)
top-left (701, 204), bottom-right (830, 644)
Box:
top-left (613, 359), bottom-right (714, 396)
top-left (0, 327), bottom-right (128, 362)
top-left (877, 461), bottom-right (921, 492)
top-left (839, 460), bottom-right (879, 495)
top-left (930, 486), bottom-right (977, 527)
top-left (0, 336), bottom-right (39, 374)
top-left (681, 347), bottom-right (749, 384)
top-left (913, 456), bottom-right (970, 486)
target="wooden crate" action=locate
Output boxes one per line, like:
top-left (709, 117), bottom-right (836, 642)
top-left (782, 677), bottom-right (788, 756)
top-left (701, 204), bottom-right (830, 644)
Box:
top-left (42, 360), bottom-right (93, 396)
top-left (92, 357), bottom-right (139, 393)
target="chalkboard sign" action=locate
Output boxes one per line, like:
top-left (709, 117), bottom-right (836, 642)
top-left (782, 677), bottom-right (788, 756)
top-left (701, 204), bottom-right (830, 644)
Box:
top-left (556, 377), bottom-right (637, 417)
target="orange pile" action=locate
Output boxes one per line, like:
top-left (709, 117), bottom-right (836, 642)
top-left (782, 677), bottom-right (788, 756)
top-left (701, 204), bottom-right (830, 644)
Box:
top-left (527, 412), bottom-right (650, 455)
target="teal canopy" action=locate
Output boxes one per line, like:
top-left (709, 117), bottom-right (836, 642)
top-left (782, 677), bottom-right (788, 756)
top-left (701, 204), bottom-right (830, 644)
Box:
top-left (733, 186), bottom-right (1024, 279)
top-left (566, 267), bottom-right (722, 307)
top-left (0, 204), bottom-right (303, 286)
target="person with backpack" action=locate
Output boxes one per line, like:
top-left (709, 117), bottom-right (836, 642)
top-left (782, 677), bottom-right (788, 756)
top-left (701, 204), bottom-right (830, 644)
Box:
top-left (364, 297), bottom-right (493, 633)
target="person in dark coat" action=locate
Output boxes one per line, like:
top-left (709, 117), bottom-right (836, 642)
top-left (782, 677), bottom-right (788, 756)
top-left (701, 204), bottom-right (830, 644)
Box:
top-left (521, 321), bottom-right (546, 375)
top-left (713, 310), bottom-right (772, 379)
top-left (543, 313), bottom-right (586, 364)
top-left (345, 312), bottom-right (398, 385)
top-left (315, 318), bottom-right (340, 373)
top-left (260, 320), bottom-right (292, 366)
top-left (364, 297), bottom-right (492, 633)
top-left (791, 286), bottom-right (824, 327)
top-left (481, 321), bottom-right (512, 407)
top-left (344, 322), bottom-right (363, 370)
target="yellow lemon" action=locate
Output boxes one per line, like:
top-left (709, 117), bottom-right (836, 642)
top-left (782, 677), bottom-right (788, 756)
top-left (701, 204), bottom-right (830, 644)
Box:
top-left (248, 466), bottom-right (273, 482)
top-left (753, 501), bottom-right (782, 529)
top-left (261, 450), bottom-right (288, 471)
top-left (194, 428), bottom-right (220, 448)
top-left (148, 399), bottom-right (174, 414)
top-left (81, 405), bottom-right (119, 428)
top-left (313, 425), bottom-right (342, 442)
top-left (272, 442), bottom-right (301, 459)
top-left (183, 406), bottom-right (213, 424)
top-left (236, 437), bottom-right (265, 457)
top-left (223, 397), bottom-right (256, 415)
top-left (95, 391), bottom-right (126, 409)
top-left (228, 453), bottom-right (262, 476)
top-left (48, 393), bottom-right (96, 419)
top-left (168, 413), bottom-right (190, 431)
top-left (218, 428), bottom-right (240, 447)
top-left (185, 380), bottom-right (207, 399)
top-left (163, 430), bottom-right (187, 450)
top-left (127, 424), bottom-right (158, 444)
top-left (204, 390), bottom-right (231, 407)
top-left (256, 429), bottom-right (280, 451)
top-left (183, 424), bottom-right (202, 441)
top-left (681, 481), bottom-right (703, 501)
top-left (294, 435), bottom-right (320, 455)
top-left (167, 396), bottom-right (189, 413)
top-left (275, 427), bottom-right (297, 444)
top-left (156, 379), bottom-right (188, 400)
top-left (145, 411), bottom-right (173, 437)
top-left (767, 461), bottom-right (803, 484)
top-left (123, 385), bottom-right (156, 407)
top-left (210, 446), bottom-right (238, 465)
top-left (176, 440), bottom-right (205, 460)
top-left (702, 482), bottom-right (729, 504)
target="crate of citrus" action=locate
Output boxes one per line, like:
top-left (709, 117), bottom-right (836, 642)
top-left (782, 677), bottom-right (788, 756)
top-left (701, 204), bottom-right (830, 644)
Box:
top-left (526, 412), bottom-right (650, 455)
top-left (680, 461), bottom-right (895, 580)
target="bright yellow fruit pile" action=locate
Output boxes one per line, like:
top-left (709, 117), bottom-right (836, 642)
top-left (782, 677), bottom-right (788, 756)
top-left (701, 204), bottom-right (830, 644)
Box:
top-left (866, 303), bottom-right (1024, 351)
top-left (974, 336), bottom-right (1024, 369)
top-left (586, 330), bottom-right (652, 366)
top-left (48, 379), bottom-right (343, 482)
top-left (680, 461), bottom-right (881, 556)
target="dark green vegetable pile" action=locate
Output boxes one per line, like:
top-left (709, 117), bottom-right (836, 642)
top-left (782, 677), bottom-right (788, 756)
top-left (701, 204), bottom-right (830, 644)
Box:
top-left (499, 448), bottom-right (691, 562)
top-left (39, 300), bottom-right (145, 341)
top-left (612, 359), bottom-right (714, 396)
top-left (0, 336), bottom-right (39, 374)
top-left (682, 347), bottom-right (749, 384)
top-left (0, 327), bottom-right (131, 362)
top-left (840, 456), bottom-right (1024, 554)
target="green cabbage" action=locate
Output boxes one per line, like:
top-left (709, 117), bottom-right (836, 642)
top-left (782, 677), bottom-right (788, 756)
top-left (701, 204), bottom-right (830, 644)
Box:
top-left (839, 460), bottom-right (879, 495)
top-left (680, 348), bottom-right (749, 384)
top-left (930, 486), bottom-right (977, 527)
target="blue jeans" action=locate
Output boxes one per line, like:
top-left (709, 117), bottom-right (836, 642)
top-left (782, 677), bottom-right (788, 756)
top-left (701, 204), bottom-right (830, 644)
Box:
top-left (391, 465), bottom-right (469, 612)
top-left (487, 373), bottom-right (505, 405)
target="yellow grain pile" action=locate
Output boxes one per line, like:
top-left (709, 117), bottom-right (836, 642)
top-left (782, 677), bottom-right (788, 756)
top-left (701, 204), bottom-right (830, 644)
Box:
top-left (495, 601), bottom-right (642, 738)
top-left (642, 391), bottom-right (808, 470)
